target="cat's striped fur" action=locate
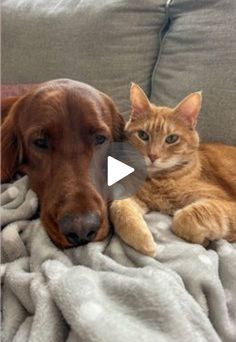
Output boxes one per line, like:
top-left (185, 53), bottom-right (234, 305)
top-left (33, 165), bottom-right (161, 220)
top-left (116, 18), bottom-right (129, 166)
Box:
top-left (110, 84), bottom-right (236, 256)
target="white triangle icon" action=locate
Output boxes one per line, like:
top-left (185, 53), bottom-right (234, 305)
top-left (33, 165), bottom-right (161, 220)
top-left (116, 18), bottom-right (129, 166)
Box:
top-left (107, 156), bottom-right (135, 186)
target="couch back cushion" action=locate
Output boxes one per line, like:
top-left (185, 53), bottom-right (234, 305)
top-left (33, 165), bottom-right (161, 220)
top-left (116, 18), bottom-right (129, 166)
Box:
top-left (151, 0), bottom-right (236, 145)
top-left (2, 0), bottom-right (236, 145)
top-left (2, 0), bottom-right (166, 117)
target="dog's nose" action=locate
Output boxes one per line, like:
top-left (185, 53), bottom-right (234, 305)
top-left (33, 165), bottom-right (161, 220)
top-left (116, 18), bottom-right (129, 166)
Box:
top-left (58, 212), bottom-right (101, 246)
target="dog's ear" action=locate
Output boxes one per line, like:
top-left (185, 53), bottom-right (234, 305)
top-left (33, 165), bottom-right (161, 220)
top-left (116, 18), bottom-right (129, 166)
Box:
top-left (100, 92), bottom-right (125, 142)
top-left (108, 100), bottom-right (125, 141)
top-left (1, 97), bottom-right (21, 182)
top-left (112, 109), bottom-right (125, 141)
top-left (1, 96), bottom-right (20, 123)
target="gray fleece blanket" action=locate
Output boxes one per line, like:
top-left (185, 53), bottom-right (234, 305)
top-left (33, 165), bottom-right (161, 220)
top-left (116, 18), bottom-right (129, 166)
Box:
top-left (1, 176), bottom-right (236, 342)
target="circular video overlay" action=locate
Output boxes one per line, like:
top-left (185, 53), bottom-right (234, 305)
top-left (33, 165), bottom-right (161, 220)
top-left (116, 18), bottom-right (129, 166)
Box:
top-left (90, 142), bottom-right (147, 201)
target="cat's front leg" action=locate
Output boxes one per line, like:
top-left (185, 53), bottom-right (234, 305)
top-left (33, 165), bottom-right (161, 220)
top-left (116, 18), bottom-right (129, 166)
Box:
top-left (172, 199), bottom-right (236, 245)
top-left (109, 198), bottom-right (156, 256)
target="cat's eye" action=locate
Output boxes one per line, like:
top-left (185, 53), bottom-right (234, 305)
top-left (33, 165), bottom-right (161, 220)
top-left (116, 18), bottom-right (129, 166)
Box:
top-left (138, 130), bottom-right (149, 141)
top-left (165, 134), bottom-right (179, 144)
top-left (32, 138), bottom-right (50, 149)
top-left (95, 134), bottom-right (107, 145)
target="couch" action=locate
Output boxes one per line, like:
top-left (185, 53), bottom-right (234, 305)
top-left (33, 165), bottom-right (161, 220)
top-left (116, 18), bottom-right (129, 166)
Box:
top-left (1, 1), bottom-right (236, 342)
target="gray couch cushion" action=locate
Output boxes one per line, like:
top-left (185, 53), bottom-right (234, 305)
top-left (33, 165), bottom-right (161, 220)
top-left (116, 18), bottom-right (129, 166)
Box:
top-left (2, 0), bottom-right (166, 117)
top-left (151, 0), bottom-right (236, 145)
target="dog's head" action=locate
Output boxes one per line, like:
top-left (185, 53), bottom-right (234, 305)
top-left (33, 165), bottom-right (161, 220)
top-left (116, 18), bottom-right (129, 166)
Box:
top-left (1, 79), bottom-right (125, 247)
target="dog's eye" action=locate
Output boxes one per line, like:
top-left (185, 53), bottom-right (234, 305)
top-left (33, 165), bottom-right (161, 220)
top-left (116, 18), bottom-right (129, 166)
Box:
top-left (33, 138), bottom-right (49, 149)
top-left (165, 134), bottom-right (179, 144)
top-left (138, 130), bottom-right (149, 141)
top-left (95, 135), bottom-right (107, 145)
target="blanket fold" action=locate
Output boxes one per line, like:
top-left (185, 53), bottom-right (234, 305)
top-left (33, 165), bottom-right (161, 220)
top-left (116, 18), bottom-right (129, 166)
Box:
top-left (1, 176), bottom-right (236, 342)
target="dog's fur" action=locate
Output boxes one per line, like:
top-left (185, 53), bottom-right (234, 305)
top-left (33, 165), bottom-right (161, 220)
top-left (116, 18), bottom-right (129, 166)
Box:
top-left (1, 79), bottom-right (125, 248)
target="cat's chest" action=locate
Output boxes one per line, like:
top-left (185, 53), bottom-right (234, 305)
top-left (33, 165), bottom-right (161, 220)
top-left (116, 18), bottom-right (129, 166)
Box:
top-left (136, 178), bottom-right (186, 214)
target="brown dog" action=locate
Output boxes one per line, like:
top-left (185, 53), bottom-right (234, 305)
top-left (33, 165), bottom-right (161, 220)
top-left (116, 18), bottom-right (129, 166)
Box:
top-left (1, 79), bottom-right (125, 248)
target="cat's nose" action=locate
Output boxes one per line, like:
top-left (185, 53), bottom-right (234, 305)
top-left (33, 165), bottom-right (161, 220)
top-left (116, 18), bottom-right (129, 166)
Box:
top-left (148, 154), bottom-right (159, 163)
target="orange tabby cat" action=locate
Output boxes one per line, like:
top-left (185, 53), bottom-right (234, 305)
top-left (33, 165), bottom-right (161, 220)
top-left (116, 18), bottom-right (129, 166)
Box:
top-left (110, 83), bottom-right (236, 256)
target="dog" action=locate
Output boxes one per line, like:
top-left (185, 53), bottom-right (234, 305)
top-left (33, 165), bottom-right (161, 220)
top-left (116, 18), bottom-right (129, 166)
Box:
top-left (1, 79), bottom-right (125, 248)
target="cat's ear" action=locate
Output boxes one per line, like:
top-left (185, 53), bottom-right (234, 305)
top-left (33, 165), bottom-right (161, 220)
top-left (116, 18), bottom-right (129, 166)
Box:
top-left (174, 92), bottom-right (202, 128)
top-left (130, 83), bottom-right (151, 120)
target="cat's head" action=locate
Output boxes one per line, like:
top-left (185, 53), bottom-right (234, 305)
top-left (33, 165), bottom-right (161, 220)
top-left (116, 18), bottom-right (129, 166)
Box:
top-left (125, 83), bottom-right (202, 173)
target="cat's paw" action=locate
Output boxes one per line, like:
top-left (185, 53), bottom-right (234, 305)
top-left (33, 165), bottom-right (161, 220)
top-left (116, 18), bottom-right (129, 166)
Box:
top-left (120, 226), bottom-right (156, 257)
top-left (137, 232), bottom-right (157, 257)
top-left (172, 206), bottom-right (210, 245)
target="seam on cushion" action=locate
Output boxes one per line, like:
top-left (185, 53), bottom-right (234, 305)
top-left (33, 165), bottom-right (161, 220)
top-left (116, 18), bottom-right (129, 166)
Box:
top-left (149, 0), bottom-right (174, 101)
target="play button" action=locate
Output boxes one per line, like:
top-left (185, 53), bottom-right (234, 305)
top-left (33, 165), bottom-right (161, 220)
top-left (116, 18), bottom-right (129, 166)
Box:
top-left (107, 156), bottom-right (134, 186)
top-left (90, 142), bottom-right (147, 200)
